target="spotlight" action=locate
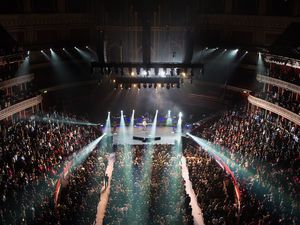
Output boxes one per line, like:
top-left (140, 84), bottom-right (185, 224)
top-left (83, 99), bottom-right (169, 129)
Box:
top-left (63, 48), bottom-right (65, 51)
top-left (158, 84), bottom-right (161, 88)
top-left (133, 84), bottom-right (137, 88)
top-left (41, 50), bottom-right (43, 53)
top-left (27, 51), bottom-right (30, 55)
top-left (246, 51), bottom-right (248, 54)
top-left (179, 112), bottom-right (182, 117)
top-left (86, 46), bottom-right (89, 48)
top-left (182, 72), bottom-right (186, 77)
top-left (131, 71), bottom-right (135, 76)
top-left (50, 48), bottom-right (53, 51)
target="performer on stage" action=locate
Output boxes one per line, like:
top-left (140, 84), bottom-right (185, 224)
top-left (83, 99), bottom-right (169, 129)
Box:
top-left (142, 118), bottom-right (147, 131)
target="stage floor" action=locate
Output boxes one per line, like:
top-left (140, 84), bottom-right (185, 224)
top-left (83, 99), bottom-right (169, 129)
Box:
top-left (112, 126), bottom-right (189, 145)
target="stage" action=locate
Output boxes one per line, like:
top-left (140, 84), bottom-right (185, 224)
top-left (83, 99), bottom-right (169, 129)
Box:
top-left (112, 126), bottom-right (189, 145)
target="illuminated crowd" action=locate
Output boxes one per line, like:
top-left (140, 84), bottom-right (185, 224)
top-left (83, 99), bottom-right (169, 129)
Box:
top-left (104, 144), bottom-right (194, 225)
top-left (56, 149), bottom-right (107, 225)
top-left (194, 108), bottom-right (299, 225)
top-left (184, 145), bottom-right (238, 225)
top-left (0, 112), bottom-right (100, 225)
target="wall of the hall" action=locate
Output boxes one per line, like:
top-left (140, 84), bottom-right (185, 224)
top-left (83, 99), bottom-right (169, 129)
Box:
top-left (1, 0), bottom-right (300, 55)
top-left (0, 0), bottom-right (299, 88)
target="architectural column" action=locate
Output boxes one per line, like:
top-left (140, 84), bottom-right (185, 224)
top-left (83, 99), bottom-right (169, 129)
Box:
top-left (293, 0), bottom-right (300, 16)
top-left (134, 12), bottom-right (138, 62)
top-left (153, 12), bottom-right (157, 61)
top-left (258, 0), bottom-right (267, 15)
top-left (23, 0), bottom-right (31, 13)
top-left (225, 0), bottom-right (233, 14)
top-left (57, 0), bottom-right (66, 13)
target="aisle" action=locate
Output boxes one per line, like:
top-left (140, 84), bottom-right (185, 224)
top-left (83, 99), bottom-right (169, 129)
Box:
top-left (181, 156), bottom-right (205, 225)
top-left (95, 153), bottom-right (116, 225)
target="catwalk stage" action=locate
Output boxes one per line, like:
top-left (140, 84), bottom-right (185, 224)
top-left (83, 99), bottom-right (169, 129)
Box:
top-left (112, 126), bottom-right (190, 145)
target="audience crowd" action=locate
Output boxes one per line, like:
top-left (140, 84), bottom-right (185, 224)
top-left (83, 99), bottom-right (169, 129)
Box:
top-left (193, 108), bottom-right (299, 225)
top-left (0, 112), bottom-right (101, 224)
top-left (57, 149), bottom-right (107, 225)
top-left (104, 144), bottom-right (193, 225)
top-left (184, 145), bottom-right (238, 225)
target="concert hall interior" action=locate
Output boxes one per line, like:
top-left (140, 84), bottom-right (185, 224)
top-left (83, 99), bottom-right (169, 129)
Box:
top-left (0, 1), bottom-right (299, 225)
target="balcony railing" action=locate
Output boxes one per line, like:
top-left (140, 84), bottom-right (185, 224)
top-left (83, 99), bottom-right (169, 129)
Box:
top-left (257, 74), bottom-right (300, 94)
top-left (0, 74), bottom-right (34, 89)
top-left (248, 95), bottom-right (300, 125)
top-left (0, 95), bottom-right (42, 121)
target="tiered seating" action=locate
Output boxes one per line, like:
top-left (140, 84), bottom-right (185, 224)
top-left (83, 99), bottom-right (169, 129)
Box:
top-left (192, 108), bottom-right (299, 225)
top-left (269, 63), bottom-right (300, 86)
top-left (0, 82), bottom-right (37, 111)
top-left (0, 113), bottom-right (101, 224)
top-left (255, 88), bottom-right (300, 115)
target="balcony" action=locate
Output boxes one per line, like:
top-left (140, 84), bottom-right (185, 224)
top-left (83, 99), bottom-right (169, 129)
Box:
top-left (0, 95), bottom-right (42, 121)
top-left (257, 74), bottom-right (300, 95)
top-left (248, 95), bottom-right (300, 125)
top-left (0, 73), bottom-right (34, 89)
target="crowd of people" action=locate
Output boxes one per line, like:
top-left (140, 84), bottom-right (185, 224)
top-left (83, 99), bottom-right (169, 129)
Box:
top-left (255, 87), bottom-right (300, 115)
top-left (0, 82), bottom-right (37, 111)
top-left (184, 144), bottom-right (238, 225)
top-left (268, 63), bottom-right (300, 86)
top-left (0, 112), bottom-right (102, 224)
top-left (193, 108), bottom-right (299, 224)
top-left (57, 149), bottom-right (107, 225)
top-left (104, 144), bottom-right (193, 225)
